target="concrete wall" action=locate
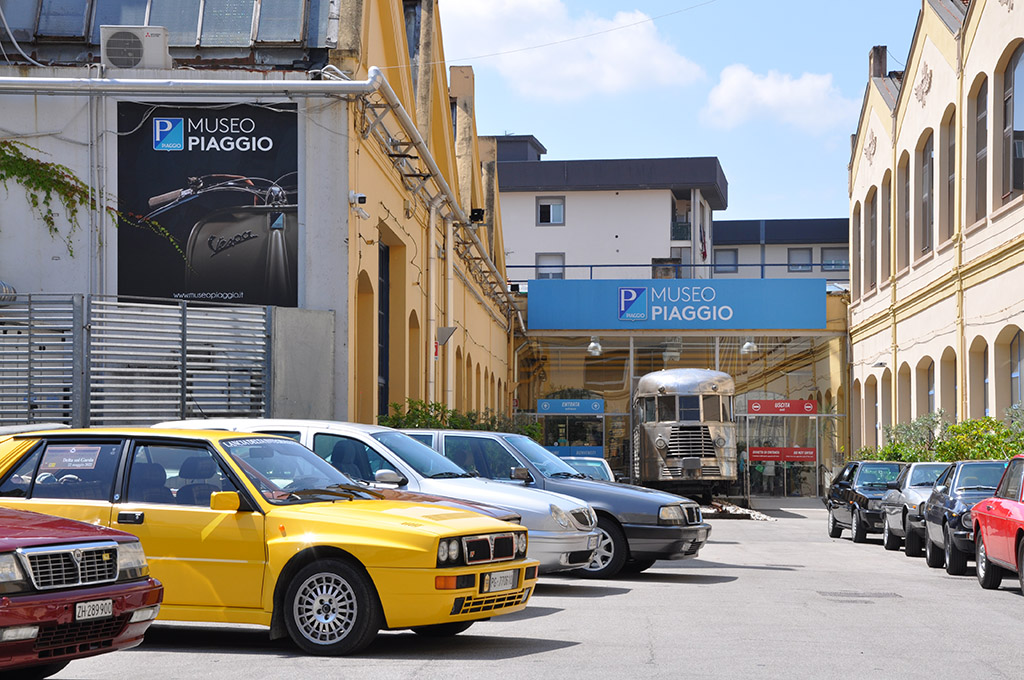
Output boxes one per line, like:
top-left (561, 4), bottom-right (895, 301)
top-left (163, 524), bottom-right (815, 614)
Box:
top-left (270, 307), bottom-right (336, 418)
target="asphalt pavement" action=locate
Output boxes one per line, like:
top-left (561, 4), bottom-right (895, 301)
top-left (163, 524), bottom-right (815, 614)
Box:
top-left (54, 498), bottom-right (1024, 679)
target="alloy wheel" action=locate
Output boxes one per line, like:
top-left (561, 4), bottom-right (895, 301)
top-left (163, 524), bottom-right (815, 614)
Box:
top-left (585, 527), bottom-right (615, 571)
top-left (292, 571), bottom-right (358, 645)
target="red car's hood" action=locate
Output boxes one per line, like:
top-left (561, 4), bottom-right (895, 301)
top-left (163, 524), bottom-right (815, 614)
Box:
top-left (0, 506), bottom-right (132, 551)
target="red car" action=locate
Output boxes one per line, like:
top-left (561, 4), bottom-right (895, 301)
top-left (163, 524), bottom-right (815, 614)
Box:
top-left (971, 455), bottom-right (1024, 591)
top-left (0, 507), bottom-right (163, 679)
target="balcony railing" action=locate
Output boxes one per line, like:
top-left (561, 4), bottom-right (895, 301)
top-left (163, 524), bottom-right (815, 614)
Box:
top-left (670, 220), bottom-right (691, 241)
top-left (508, 261), bottom-right (850, 287)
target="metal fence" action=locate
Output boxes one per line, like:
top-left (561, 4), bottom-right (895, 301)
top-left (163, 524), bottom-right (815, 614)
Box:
top-left (0, 294), bottom-right (269, 427)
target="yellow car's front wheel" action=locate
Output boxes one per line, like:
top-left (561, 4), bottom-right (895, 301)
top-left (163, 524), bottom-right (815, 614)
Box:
top-left (283, 559), bottom-right (381, 655)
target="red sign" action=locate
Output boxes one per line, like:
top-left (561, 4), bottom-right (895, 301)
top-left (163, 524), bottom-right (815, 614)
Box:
top-left (748, 447), bottom-right (817, 462)
top-left (747, 400), bottom-right (817, 415)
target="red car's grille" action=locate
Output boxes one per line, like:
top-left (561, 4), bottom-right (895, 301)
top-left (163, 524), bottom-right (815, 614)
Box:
top-left (35, 615), bottom-right (129, 655)
top-left (19, 541), bottom-right (119, 590)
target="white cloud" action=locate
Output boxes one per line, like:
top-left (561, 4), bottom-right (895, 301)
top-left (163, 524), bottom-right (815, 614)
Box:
top-left (438, 0), bottom-right (703, 101)
top-left (701, 64), bottom-right (858, 134)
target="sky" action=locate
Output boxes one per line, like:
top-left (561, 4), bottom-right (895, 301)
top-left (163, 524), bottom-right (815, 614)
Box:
top-left (436, 0), bottom-right (926, 221)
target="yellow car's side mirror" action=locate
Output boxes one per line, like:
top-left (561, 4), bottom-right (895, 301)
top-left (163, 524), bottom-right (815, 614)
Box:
top-left (210, 491), bottom-right (241, 512)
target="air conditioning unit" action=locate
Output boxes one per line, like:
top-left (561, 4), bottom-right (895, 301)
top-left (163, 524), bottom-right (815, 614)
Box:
top-left (100, 26), bottom-right (172, 69)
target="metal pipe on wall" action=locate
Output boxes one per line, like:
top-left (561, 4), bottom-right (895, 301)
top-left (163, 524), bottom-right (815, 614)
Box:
top-left (445, 215), bottom-right (455, 409)
top-left (426, 197), bottom-right (441, 403)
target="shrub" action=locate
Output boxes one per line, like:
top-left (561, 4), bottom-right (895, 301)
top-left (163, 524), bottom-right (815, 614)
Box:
top-left (934, 417), bottom-right (1024, 462)
top-left (378, 399), bottom-right (542, 441)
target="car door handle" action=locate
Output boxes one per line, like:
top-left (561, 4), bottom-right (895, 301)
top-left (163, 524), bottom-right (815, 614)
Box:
top-left (117, 511), bottom-right (145, 524)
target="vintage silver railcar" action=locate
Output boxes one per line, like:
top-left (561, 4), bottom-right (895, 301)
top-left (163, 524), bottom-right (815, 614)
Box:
top-left (632, 368), bottom-right (737, 499)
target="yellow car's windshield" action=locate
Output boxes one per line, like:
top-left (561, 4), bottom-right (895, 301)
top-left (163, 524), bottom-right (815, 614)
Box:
top-left (221, 436), bottom-right (379, 503)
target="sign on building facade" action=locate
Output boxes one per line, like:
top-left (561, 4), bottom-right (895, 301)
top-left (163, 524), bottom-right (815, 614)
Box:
top-left (527, 279), bottom-right (827, 330)
top-left (117, 102), bottom-right (299, 306)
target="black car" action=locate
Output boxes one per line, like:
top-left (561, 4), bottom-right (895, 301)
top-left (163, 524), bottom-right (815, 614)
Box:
top-left (826, 460), bottom-right (906, 542)
top-left (404, 429), bottom-right (711, 579)
top-left (922, 459), bottom-right (1008, 575)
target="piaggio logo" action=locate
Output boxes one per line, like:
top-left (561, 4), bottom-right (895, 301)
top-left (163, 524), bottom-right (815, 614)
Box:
top-left (153, 118), bottom-right (184, 151)
top-left (618, 287), bottom-right (647, 321)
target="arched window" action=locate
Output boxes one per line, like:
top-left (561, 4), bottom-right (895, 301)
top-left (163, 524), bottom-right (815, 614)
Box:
top-left (974, 77), bottom-right (988, 222)
top-left (1012, 330), bottom-right (1023, 407)
top-left (867, 189), bottom-right (877, 291)
top-left (881, 172), bottom-right (892, 281)
top-left (897, 153), bottom-right (910, 270)
top-left (943, 111), bottom-right (956, 242)
top-left (918, 132), bottom-right (934, 255)
top-left (1002, 44), bottom-right (1024, 201)
top-left (984, 345), bottom-right (990, 416)
top-left (927, 361), bottom-right (936, 412)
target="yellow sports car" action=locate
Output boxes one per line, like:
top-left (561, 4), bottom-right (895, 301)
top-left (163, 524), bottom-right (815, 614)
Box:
top-left (0, 428), bottom-right (538, 655)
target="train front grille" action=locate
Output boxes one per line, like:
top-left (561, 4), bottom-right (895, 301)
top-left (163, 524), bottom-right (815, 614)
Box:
top-left (667, 426), bottom-right (715, 457)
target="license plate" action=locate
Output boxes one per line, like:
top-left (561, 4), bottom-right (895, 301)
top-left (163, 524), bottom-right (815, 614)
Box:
top-left (483, 569), bottom-right (517, 593)
top-left (588, 534), bottom-right (599, 549)
top-left (76, 599), bottom-right (113, 621)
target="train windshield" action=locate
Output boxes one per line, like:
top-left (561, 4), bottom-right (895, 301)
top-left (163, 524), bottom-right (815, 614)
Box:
top-left (641, 394), bottom-right (734, 423)
top-left (701, 395), bottom-right (732, 422)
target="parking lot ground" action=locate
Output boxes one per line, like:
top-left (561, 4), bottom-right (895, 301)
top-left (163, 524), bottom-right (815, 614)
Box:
top-left (56, 499), bottom-right (1024, 679)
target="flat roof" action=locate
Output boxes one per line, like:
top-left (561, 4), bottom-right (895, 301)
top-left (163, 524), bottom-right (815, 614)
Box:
top-left (496, 157), bottom-right (728, 210)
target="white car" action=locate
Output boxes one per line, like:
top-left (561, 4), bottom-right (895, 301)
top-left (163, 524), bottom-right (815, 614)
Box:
top-left (154, 418), bottom-right (600, 574)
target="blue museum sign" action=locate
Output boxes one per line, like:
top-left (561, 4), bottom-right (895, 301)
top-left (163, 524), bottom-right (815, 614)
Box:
top-left (527, 279), bottom-right (827, 330)
top-left (537, 399), bottom-right (605, 414)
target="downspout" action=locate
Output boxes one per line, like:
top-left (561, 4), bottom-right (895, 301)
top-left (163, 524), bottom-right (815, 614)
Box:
top-left (445, 215), bottom-right (455, 408)
top-left (427, 196), bottom-right (442, 403)
top-left (86, 74), bottom-right (98, 296)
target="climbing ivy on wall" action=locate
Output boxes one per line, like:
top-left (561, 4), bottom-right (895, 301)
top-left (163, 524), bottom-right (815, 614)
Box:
top-left (0, 139), bottom-right (180, 257)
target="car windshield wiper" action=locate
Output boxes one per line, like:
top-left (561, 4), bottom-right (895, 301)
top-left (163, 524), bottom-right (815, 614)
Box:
top-left (429, 471), bottom-right (473, 479)
top-left (911, 482), bottom-right (937, 486)
top-left (956, 485), bottom-right (996, 491)
top-left (327, 483), bottom-right (384, 499)
top-left (550, 471), bottom-right (586, 479)
top-left (286, 488), bottom-right (358, 501)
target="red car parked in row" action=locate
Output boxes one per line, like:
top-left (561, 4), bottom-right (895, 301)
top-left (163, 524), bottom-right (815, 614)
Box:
top-left (971, 455), bottom-right (1024, 591)
top-left (0, 507), bottom-right (163, 679)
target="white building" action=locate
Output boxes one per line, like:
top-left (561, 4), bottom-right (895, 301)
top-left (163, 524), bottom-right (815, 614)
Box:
top-left (492, 136), bottom-right (727, 283)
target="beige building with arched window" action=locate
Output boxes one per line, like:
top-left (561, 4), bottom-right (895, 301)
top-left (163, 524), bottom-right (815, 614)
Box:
top-left (849, 0), bottom-right (1024, 450)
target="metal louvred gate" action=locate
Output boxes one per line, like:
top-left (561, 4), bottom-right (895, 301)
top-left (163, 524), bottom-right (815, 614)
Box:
top-left (0, 294), bottom-right (269, 427)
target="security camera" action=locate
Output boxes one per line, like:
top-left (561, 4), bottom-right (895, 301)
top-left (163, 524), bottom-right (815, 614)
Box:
top-left (348, 191), bottom-right (367, 205)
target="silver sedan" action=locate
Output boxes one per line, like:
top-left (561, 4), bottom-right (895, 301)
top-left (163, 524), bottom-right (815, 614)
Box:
top-left (880, 462), bottom-right (949, 555)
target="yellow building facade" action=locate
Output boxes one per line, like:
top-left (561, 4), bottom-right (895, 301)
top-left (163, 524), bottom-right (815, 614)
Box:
top-left (849, 0), bottom-right (1024, 449)
top-left (334, 1), bottom-right (516, 422)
